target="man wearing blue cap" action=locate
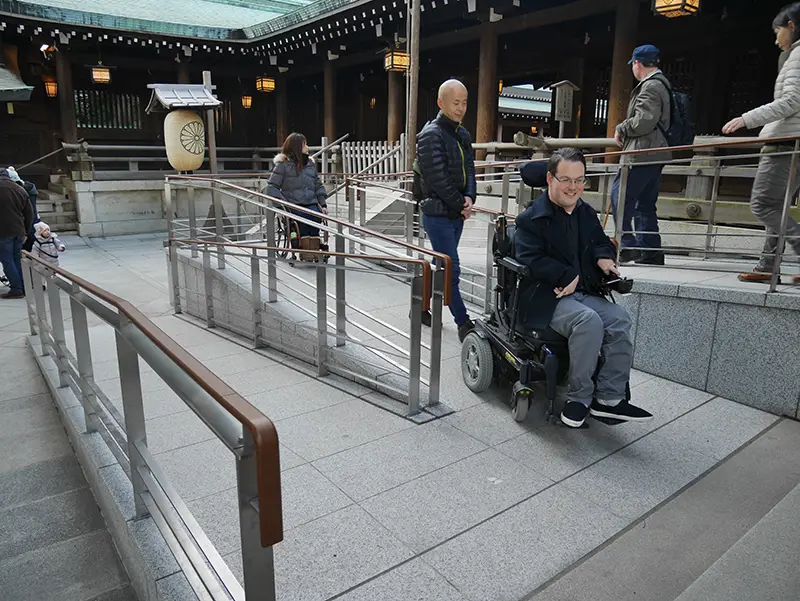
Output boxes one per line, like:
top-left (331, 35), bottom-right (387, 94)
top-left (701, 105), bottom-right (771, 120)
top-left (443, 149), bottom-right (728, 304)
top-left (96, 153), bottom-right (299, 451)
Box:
top-left (611, 44), bottom-right (672, 265)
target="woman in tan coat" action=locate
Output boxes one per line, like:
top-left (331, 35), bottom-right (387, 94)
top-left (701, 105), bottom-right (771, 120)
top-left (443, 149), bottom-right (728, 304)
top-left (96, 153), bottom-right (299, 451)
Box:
top-left (724, 3), bottom-right (800, 282)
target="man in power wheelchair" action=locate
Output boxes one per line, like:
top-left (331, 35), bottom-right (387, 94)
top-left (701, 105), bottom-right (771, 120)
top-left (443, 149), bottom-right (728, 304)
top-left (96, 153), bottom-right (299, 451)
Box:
top-left (461, 148), bottom-right (653, 428)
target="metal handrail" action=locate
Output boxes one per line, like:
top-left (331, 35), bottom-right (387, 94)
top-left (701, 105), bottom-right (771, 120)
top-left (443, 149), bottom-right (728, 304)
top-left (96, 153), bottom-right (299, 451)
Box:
top-left (21, 249), bottom-right (283, 548)
top-left (16, 138), bottom-right (85, 172)
top-left (171, 238), bottom-right (433, 312)
top-left (166, 175), bottom-right (454, 305)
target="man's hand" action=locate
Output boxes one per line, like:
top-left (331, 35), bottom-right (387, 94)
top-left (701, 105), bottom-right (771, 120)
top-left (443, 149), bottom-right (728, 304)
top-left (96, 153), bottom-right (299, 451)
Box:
top-left (597, 258), bottom-right (620, 276)
top-left (614, 131), bottom-right (624, 148)
top-left (320, 206), bottom-right (329, 215)
top-left (722, 116), bottom-right (746, 135)
top-left (461, 196), bottom-right (474, 220)
top-left (554, 275), bottom-right (579, 299)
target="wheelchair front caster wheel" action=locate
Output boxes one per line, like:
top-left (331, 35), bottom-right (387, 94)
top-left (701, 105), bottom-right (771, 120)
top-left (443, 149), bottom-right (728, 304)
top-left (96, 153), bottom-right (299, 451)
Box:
top-left (511, 382), bottom-right (532, 422)
top-left (461, 332), bottom-right (493, 393)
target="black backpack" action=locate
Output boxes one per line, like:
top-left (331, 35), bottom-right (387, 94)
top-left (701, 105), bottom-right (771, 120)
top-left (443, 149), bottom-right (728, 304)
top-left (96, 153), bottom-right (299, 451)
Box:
top-left (653, 75), bottom-right (695, 147)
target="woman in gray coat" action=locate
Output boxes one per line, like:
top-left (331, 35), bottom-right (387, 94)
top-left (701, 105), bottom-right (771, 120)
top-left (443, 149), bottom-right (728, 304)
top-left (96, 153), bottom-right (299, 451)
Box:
top-left (724, 3), bottom-right (800, 283)
top-left (267, 132), bottom-right (328, 240)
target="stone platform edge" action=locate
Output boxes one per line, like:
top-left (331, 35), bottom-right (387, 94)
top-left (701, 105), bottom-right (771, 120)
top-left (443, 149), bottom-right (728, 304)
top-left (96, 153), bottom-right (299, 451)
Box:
top-left (28, 336), bottom-right (201, 601)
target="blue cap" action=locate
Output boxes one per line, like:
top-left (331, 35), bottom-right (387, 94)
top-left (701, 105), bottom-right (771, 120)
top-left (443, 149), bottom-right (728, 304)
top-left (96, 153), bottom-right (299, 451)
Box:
top-left (628, 44), bottom-right (661, 65)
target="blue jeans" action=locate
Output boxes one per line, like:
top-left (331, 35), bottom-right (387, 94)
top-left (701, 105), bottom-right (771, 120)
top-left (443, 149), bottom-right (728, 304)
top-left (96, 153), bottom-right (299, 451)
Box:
top-left (610, 164), bottom-right (664, 251)
top-left (0, 236), bottom-right (24, 294)
top-left (422, 215), bottom-right (469, 326)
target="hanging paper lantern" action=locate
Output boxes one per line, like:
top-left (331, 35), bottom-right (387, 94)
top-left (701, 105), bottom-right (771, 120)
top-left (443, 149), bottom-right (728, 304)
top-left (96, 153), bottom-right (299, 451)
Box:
top-left (164, 110), bottom-right (205, 171)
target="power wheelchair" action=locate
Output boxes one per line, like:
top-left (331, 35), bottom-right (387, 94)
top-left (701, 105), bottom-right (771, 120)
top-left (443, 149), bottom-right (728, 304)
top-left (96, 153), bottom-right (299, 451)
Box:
top-left (460, 213), bottom-right (634, 427)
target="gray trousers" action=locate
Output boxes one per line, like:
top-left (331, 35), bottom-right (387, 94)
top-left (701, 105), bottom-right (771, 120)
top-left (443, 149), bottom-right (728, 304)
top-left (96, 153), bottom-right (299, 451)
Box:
top-left (549, 292), bottom-right (633, 407)
top-left (751, 151), bottom-right (800, 270)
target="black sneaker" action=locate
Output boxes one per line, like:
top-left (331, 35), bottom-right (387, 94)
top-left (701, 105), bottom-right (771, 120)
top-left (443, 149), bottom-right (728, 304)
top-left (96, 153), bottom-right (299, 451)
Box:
top-left (457, 318), bottom-right (475, 343)
top-left (619, 248), bottom-right (641, 263)
top-left (408, 309), bottom-right (433, 327)
top-left (635, 251), bottom-right (665, 266)
top-left (561, 401), bottom-right (590, 428)
top-left (590, 399), bottom-right (653, 422)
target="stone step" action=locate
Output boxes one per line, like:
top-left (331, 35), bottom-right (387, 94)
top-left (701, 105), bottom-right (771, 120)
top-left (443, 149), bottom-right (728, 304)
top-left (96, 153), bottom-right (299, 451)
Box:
top-left (38, 189), bottom-right (67, 202)
top-left (527, 418), bottom-right (800, 601)
top-left (674, 481), bottom-right (800, 601)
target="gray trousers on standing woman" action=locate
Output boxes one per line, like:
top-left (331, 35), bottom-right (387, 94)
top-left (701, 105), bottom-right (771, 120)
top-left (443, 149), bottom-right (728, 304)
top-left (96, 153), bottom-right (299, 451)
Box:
top-left (751, 148), bottom-right (800, 271)
top-left (549, 292), bottom-right (633, 407)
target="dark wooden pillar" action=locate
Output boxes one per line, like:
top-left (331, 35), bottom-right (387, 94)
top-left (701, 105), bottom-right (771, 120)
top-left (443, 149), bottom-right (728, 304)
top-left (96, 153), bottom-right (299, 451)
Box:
top-left (276, 75), bottom-right (289, 144)
top-left (387, 69), bottom-right (404, 142)
top-left (323, 59), bottom-right (336, 141)
top-left (475, 23), bottom-right (499, 160)
top-left (177, 62), bottom-right (190, 84)
top-left (55, 50), bottom-right (77, 143)
top-left (606, 0), bottom-right (639, 141)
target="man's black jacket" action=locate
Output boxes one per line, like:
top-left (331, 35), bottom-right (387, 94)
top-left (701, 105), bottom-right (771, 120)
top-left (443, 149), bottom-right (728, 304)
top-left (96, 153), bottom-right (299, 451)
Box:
top-left (0, 176), bottom-right (34, 239)
top-left (416, 111), bottom-right (477, 219)
top-left (513, 192), bottom-right (616, 331)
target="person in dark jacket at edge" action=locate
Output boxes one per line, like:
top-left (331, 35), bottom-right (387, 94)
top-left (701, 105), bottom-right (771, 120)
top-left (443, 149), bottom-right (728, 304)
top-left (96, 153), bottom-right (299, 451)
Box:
top-left (0, 168), bottom-right (34, 299)
top-left (6, 166), bottom-right (39, 253)
top-left (416, 78), bottom-right (477, 343)
top-left (514, 149), bottom-right (653, 428)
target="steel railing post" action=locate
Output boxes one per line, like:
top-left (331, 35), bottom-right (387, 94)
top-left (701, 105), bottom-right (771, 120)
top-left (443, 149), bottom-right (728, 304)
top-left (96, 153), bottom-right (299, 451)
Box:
top-left (347, 179), bottom-right (356, 253)
top-left (187, 185), bottom-right (198, 258)
top-left (251, 248), bottom-right (263, 348)
top-left (770, 140), bottom-right (800, 292)
top-left (169, 241), bottom-right (182, 315)
top-left (704, 158), bottom-right (723, 257)
top-left (213, 181), bottom-right (226, 270)
top-left (46, 280), bottom-right (69, 388)
top-left (265, 209), bottom-right (278, 303)
top-left (202, 246), bottom-right (216, 328)
top-left (408, 268), bottom-right (423, 416)
top-left (115, 320), bottom-right (150, 520)
top-left (21, 258), bottom-right (37, 335)
top-left (335, 223), bottom-right (346, 347)
top-left (614, 165), bottom-right (631, 263)
top-left (31, 267), bottom-right (50, 357)
top-left (164, 180), bottom-right (173, 240)
top-left (484, 220), bottom-right (494, 313)
top-left (428, 268), bottom-right (444, 407)
top-left (237, 428), bottom-right (277, 601)
top-left (316, 264), bottom-right (329, 376)
top-left (501, 169), bottom-right (511, 214)
top-left (70, 286), bottom-right (97, 433)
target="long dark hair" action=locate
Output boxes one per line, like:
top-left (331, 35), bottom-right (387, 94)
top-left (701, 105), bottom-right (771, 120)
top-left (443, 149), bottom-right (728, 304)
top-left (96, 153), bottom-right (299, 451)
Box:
top-left (773, 3), bottom-right (800, 43)
top-left (282, 132), bottom-right (307, 174)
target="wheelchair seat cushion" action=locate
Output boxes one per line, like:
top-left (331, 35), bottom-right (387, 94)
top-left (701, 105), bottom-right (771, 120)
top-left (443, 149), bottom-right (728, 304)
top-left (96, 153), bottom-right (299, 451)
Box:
top-left (514, 324), bottom-right (567, 345)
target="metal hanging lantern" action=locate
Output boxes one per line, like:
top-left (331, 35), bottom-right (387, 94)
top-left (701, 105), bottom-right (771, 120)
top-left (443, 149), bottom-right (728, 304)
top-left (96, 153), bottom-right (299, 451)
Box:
top-left (498, 80), bottom-right (504, 95)
top-left (256, 75), bottom-right (275, 93)
top-left (384, 49), bottom-right (410, 72)
top-left (43, 78), bottom-right (58, 98)
top-left (241, 95), bottom-right (253, 109)
top-left (653, 0), bottom-right (700, 18)
top-left (91, 62), bottom-right (111, 84)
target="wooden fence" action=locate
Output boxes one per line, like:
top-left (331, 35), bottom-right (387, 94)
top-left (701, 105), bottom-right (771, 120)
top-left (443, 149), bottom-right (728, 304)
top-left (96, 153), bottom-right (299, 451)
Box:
top-left (340, 139), bottom-right (405, 177)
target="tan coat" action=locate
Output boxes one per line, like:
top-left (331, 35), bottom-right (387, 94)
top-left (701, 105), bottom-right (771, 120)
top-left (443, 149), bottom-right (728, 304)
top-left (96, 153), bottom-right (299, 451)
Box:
top-left (615, 71), bottom-right (672, 165)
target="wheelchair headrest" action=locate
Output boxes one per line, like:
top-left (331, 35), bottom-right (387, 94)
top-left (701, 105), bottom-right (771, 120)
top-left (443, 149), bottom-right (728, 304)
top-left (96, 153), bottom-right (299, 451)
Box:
top-left (520, 161), bottom-right (549, 189)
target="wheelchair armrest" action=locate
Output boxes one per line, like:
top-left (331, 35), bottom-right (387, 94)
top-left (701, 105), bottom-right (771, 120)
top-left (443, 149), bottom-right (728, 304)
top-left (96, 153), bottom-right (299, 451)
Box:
top-left (498, 256), bottom-right (530, 277)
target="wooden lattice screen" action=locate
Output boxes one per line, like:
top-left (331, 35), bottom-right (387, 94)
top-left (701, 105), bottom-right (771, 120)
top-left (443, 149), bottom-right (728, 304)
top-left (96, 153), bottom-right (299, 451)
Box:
top-left (73, 90), bottom-right (143, 130)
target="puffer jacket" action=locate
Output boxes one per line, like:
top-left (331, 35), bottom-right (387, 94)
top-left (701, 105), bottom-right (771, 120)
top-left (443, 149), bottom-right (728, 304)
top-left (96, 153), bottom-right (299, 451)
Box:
top-left (616, 71), bottom-right (672, 165)
top-left (743, 41), bottom-right (800, 140)
top-left (416, 112), bottom-right (477, 219)
top-left (266, 154), bottom-right (327, 208)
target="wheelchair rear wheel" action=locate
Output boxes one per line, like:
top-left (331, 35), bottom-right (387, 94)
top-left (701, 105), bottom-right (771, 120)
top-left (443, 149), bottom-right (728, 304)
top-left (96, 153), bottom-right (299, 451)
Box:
top-left (461, 332), bottom-right (494, 393)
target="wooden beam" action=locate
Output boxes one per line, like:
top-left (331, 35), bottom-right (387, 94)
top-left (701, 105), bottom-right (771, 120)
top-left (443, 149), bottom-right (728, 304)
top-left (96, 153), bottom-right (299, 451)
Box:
top-left (387, 69), bottom-right (404, 142)
top-left (288, 0), bottom-right (619, 80)
top-left (606, 0), bottom-right (639, 144)
top-left (475, 23), bottom-right (499, 160)
top-left (55, 50), bottom-right (78, 144)
top-left (323, 59), bottom-right (336, 141)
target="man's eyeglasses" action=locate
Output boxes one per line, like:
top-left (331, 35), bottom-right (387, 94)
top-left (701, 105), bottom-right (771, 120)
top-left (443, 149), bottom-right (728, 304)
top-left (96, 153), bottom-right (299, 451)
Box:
top-left (552, 175), bottom-right (588, 186)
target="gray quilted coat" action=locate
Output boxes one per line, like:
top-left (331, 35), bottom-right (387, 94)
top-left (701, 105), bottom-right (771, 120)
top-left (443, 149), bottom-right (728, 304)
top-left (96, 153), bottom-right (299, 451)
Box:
top-left (743, 41), bottom-right (800, 139)
top-left (266, 154), bottom-right (327, 207)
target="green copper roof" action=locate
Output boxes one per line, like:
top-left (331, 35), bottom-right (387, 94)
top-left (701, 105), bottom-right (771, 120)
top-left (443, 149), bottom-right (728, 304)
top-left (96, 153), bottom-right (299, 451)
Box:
top-left (0, 0), bottom-right (335, 40)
